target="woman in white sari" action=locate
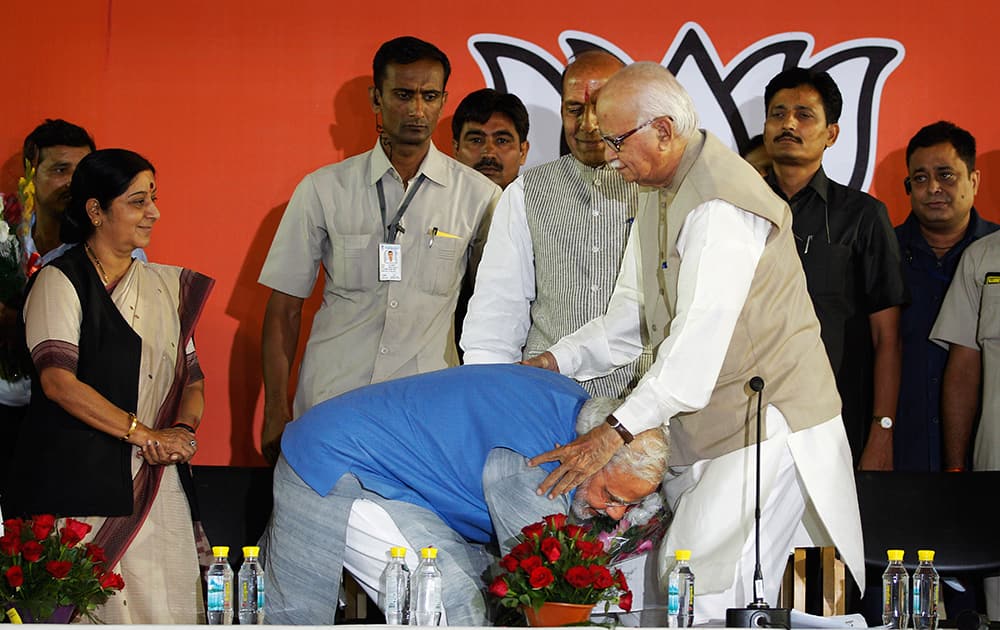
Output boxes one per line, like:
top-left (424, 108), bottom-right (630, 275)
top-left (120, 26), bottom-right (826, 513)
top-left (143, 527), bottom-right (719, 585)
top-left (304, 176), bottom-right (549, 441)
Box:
top-left (8, 149), bottom-right (214, 623)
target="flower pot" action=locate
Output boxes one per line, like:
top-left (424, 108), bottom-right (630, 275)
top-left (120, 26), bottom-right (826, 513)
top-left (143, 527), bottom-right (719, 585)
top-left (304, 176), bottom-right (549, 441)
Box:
top-left (4, 604), bottom-right (77, 624)
top-left (522, 601), bottom-right (594, 626)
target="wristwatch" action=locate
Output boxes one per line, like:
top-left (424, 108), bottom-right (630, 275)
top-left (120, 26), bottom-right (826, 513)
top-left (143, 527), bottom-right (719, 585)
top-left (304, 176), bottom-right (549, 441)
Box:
top-left (605, 416), bottom-right (634, 444)
top-left (874, 415), bottom-right (894, 430)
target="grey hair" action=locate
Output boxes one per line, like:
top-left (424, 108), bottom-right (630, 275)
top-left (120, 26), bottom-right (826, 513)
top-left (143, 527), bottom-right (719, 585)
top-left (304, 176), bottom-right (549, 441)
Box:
top-left (610, 61), bottom-right (699, 140)
top-left (576, 397), bottom-right (670, 485)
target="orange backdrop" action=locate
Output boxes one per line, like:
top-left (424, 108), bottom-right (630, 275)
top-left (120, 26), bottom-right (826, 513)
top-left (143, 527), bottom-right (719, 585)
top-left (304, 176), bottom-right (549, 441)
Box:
top-left (2, 0), bottom-right (998, 465)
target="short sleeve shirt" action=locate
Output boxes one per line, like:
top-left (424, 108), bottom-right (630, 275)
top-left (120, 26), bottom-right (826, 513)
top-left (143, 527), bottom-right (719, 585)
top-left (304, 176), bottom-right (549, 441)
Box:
top-left (931, 230), bottom-right (1000, 470)
top-left (895, 210), bottom-right (999, 471)
top-left (259, 142), bottom-right (500, 415)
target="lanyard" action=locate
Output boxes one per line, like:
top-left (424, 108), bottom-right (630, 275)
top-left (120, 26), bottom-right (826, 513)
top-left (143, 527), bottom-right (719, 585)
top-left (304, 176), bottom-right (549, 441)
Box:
top-left (376, 174), bottom-right (427, 242)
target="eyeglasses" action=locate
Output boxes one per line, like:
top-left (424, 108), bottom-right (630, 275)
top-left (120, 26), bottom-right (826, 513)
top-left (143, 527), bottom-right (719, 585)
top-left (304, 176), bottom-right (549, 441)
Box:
top-left (601, 118), bottom-right (657, 153)
top-left (602, 495), bottom-right (643, 509)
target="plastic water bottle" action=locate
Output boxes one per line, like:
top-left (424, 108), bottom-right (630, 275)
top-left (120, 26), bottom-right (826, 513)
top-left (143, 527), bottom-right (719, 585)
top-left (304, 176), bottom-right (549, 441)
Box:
top-left (410, 547), bottom-right (442, 626)
top-left (912, 549), bottom-right (940, 630)
top-left (379, 546), bottom-right (411, 625)
top-left (238, 546), bottom-right (265, 624)
top-left (207, 546), bottom-right (234, 625)
top-left (883, 549), bottom-right (909, 629)
top-left (667, 549), bottom-right (695, 627)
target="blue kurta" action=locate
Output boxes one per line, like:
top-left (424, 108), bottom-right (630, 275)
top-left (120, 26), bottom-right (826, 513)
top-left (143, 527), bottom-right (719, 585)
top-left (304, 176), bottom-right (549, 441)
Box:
top-left (281, 364), bottom-right (588, 543)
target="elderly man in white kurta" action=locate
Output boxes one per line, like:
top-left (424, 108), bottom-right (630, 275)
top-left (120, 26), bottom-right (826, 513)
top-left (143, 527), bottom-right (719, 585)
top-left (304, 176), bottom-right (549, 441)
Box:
top-left (525, 62), bottom-right (865, 622)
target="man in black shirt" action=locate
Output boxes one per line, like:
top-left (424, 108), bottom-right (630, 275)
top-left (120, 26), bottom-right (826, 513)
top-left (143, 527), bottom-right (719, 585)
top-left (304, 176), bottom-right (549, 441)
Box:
top-left (763, 68), bottom-right (907, 469)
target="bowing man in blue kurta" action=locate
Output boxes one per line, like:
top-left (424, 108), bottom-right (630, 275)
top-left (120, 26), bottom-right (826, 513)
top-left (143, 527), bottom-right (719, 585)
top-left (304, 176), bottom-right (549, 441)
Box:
top-left (262, 364), bottom-right (667, 625)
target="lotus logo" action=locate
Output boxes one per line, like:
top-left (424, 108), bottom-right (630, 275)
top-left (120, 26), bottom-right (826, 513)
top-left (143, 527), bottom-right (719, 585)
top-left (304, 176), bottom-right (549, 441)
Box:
top-left (468, 23), bottom-right (903, 191)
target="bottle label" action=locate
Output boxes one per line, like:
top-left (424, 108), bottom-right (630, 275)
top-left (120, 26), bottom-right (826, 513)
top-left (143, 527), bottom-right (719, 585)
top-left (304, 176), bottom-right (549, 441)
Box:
top-left (257, 575), bottom-right (265, 610)
top-left (668, 583), bottom-right (680, 615)
top-left (208, 575), bottom-right (229, 611)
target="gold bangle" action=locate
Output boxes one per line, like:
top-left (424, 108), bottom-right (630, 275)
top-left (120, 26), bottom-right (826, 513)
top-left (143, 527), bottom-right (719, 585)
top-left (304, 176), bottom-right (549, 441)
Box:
top-left (122, 413), bottom-right (139, 441)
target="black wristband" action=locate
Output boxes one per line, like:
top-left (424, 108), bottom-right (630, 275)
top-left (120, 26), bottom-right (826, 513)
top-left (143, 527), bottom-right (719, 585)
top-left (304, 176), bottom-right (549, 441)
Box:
top-left (173, 422), bottom-right (197, 434)
top-left (605, 415), bottom-right (634, 444)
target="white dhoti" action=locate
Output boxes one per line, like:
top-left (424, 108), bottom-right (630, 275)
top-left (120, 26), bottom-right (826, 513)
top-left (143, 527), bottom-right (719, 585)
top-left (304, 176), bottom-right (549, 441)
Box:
top-left (658, 408), bottom-right (864, 623)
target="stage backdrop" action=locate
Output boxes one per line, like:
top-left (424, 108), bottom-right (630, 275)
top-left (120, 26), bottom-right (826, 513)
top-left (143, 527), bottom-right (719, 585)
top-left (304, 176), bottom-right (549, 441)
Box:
top-left (1, 0), bottom-right (997, 465)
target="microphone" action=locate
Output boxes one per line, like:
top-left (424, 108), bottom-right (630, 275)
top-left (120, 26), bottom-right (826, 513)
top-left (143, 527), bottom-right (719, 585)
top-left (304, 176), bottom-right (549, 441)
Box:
top-left (726, 376), bottom-right (791, 629)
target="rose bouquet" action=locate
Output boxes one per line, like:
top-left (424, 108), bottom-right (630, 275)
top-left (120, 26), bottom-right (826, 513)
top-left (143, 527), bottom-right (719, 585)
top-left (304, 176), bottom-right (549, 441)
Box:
top-left (489, 514), bottom-right (633, 614)
top-left (1, 515), bottom-right (125, 623)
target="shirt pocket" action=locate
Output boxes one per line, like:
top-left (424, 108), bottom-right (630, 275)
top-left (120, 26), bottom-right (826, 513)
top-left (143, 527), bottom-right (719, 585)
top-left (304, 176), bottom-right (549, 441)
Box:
top-left (331, 233), bottom-right (378, 291)
top-left (417, 233), bottom-right (467, 297)
top-left (978, 279), bottom-right (1000, 343)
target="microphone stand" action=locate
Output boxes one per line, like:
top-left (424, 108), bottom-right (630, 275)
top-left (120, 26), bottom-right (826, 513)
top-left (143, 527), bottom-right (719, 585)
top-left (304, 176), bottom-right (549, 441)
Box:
top-left (725, 376), bottom-right (791, 629)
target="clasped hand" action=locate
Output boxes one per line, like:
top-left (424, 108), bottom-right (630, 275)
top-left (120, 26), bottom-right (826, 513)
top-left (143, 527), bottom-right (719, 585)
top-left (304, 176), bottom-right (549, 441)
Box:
top-left (136, 427), bottom-right (197, 465)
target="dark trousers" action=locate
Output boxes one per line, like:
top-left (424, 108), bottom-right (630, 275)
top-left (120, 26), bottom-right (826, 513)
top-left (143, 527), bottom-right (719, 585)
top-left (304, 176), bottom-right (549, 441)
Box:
top-left (0, 403), bottom-right (28, 516)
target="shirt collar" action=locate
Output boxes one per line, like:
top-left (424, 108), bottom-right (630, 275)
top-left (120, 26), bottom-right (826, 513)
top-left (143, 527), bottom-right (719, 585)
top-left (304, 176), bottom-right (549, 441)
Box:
top-left (899, 206), bottom-right (994, 252)
top-left (766, 165), bottom-right (829, 204)
top-left (368, 140), bottom-right (449, 187)
top-left (572, 155), bottom-right (616, 181)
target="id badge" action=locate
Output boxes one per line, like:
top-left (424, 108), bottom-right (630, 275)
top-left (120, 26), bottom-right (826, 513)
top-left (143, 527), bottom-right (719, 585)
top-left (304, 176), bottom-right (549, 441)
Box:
top-left (379, 243), bottom-right (402, 281)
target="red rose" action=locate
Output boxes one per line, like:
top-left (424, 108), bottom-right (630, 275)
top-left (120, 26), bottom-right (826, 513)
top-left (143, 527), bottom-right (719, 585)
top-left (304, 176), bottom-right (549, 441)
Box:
top-left (614, 568), bottom-right (629, 591)
top-left (59, 518), bottom-right (92, 547)
top-left (528, 566), bottom-right (554, 589)
top-left (85, 543), bottom-right (107, 564)
top-left (564, 524), bottom-right (584, 540)
top-left (565, 565), bottom-right (593, 588)
top-left (2, 518), bottom-right (23, 537)
top-left (521, 522), bottom-right (545, 539)
top-left (46, 560), bottom-right (73, 579)
top-left (590, 565), bottom-right (614, 589)
top-left (500, 554), bottom-right (519, 573)
top-left (5, 565), bottom-right (23, 588)
top-left (31, 514), bottom-right (56, 540)
top-left (511, 541), bottom-right (533, 560)
top-left (577, 540), bottom-right (604, 559)
top-left (99, 571), bottom-right (125, 590)
top-left (2, 194), bottom-right (22, 225)
top-left (488, 576), bottom-right (509, 598)
top-left (542, 514), bottom-right (567, 530)
top-left (540, 537), bottom-right (561, 562)
top-left (0, 533), bottom-right (21, 556)
top-left (618, 590), bottom-right (634, 613)
top-left (21, 540), bottom-right (43, 563)
top-left (519, 555), bottom-right (543, 572)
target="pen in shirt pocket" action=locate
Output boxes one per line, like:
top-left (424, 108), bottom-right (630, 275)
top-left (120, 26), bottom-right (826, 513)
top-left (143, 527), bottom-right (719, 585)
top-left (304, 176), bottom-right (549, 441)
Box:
top-left (427, 227), bottom-right (460, 247)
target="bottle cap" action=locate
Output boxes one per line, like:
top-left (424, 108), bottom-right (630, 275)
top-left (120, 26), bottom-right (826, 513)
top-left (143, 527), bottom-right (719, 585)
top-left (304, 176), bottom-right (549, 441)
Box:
top-left (918, 549), bottom-right (935, 562)
top-left (390, 546), bottom-right (407, 558)
top-left (887, 549), bottom-right (904, 561)
top-left (675, 549), bottom-right (692, 561)
top-left (420, 546), bottom-right (438, 559)
top-left (212, 546), bottom-right (230, 557)
top-left (242, 546), bottom-right (260, 558)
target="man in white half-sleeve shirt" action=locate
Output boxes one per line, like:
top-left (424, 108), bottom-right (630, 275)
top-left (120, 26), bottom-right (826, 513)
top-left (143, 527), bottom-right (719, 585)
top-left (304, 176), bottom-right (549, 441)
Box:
top-left (258, 36), bottom-right (500, 464)
top-left (462, 50), bottom-right (652, 399)
top-left (525, 62), bottom-right (865, 621)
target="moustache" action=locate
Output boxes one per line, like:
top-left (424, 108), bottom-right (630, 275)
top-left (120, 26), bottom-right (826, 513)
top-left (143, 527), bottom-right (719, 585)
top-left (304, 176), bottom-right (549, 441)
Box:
top-left (776, 132), bottom-right (802, 143)
top-left (474, 158), bottom-right (503, 171)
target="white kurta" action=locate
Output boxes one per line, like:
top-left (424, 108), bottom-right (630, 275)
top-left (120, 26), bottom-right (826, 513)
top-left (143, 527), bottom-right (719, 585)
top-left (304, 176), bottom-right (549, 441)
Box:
top-left (548, 199), bottom-right (865, 605)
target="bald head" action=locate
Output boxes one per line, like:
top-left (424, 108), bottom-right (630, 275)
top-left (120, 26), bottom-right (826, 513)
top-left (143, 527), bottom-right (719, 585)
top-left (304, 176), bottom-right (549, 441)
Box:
top-left (596, 62), bottom-right (699, 187)
top-left (599, 62), bottom-right (698, 137)
top-left (561, 51), bottom-right (625, 167)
